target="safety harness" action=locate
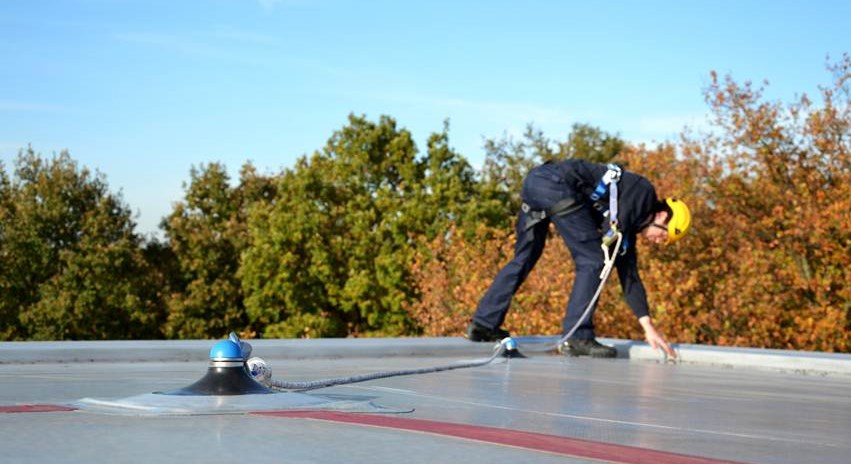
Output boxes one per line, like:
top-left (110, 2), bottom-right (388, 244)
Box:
top-left (522, 163), bottom-right (624, 241)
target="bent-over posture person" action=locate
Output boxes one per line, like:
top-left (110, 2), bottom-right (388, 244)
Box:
top-left (465, 159), bottom-right (690, 358)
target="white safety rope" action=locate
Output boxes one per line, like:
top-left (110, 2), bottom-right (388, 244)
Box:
top-left (556, 231), bottom-right (622, 346)
top-left (266, 339), bottom-right (511, 391)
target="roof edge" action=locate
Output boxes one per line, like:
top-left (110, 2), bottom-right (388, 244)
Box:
top-left (1, 336), bottom-right (849, 376)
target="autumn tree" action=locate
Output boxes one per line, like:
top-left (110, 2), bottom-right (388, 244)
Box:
top-left (409, 57), bottom-right (850, 352)
top-left (674, 55), bottom-right (851, 351)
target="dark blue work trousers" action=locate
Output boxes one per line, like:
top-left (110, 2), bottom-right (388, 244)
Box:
top-left (472, 163), bottom-right (605, 340)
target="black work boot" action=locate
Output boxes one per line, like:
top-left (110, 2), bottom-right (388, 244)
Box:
top-left (560, 338), bottom-right (617, 358)
top-left (464, 321), bottom-right (510, 342)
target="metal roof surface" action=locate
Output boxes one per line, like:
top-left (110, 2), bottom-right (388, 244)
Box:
top-left (1, 337), bottom-right (849, 464)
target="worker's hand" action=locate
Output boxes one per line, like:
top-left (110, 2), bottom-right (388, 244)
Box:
top-left (638, 316), bottom-right (676, 359)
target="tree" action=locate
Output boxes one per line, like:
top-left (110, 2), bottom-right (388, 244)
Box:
top-left (161, 162), bottom-right (274, 339)
top-left (0, 149), bottom-right (162, 340)
top-left (241, 115), bottom-right (477, 338)
top-left (675, 55), bottom-right (851, 351)
top-left (560, 123), bottom-right (625, 164)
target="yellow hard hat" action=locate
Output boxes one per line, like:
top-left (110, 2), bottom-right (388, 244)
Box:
top-left (665, 198), bottom-right (691, 243)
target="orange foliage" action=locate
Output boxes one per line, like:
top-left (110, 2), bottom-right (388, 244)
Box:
top-left (409, 57), bottom-right (851, 352)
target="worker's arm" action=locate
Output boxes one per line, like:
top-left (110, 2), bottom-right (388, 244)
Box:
top-left (615, 238), bottom-right (649, 319)
top-left (616, 237), bottom-right (676, 359)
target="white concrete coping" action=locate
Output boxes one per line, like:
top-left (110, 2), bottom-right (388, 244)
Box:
top-left (1, 336), bottom-right (849, 376)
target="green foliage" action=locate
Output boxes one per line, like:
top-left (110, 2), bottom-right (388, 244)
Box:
top-left (560, 123), bottom-right (625, 164)
top-left (0, 149), bottom-right (161, 340)
top-left (476, 125), bottom-right (545, 230)
top-left (240, 115), bottom-right (477, 337)
top-left (161, 162), bottom-right (274, 339)
top-left (415, 122), bottom-right (481, 236)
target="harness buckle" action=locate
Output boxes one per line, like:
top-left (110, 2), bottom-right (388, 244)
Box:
top-left (590, 164), bottom-right (622, 201)
top-left (602, 163), bottom-right (622, 184)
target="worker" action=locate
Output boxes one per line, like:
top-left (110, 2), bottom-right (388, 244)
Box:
top-left (465, 159), bottom-right (690, 358)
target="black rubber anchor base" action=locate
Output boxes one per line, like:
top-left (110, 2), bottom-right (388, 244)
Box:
top-left (497, 337), bottom-right (526, 358)
top-left (157, 364), bottom-right (273, 396)
top-left (502, 347), bottom-right (526, 358)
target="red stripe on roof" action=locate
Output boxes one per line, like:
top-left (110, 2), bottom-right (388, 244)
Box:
top-left (255, 410), bottom-right (752, 464)
top-left (0, 404), bottom-right (78, 413)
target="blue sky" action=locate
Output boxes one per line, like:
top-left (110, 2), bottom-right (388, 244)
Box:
top-left (2, 0), bottom-right (849, 237)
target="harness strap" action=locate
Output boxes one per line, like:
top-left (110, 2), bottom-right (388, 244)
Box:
top-left (549, 197), bottom-right (582, 217)
top-left (522, 163), bottom-right (622, 235)
top-left (609, 180), bottom-right (619, 226)
top-left (521, 197), bottom-right (581, 231)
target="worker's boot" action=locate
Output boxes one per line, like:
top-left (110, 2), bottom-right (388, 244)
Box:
top-left (560, 338), bottom-right (617, 358)
top-left (464, 321), bottom-right (510, 342)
